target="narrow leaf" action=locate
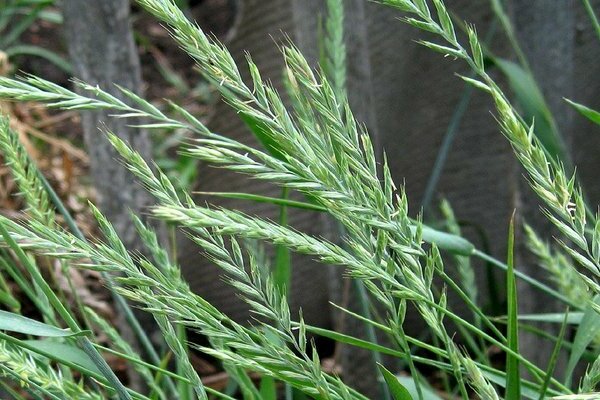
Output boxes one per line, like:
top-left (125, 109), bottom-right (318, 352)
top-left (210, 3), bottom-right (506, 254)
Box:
top-left (0, 310), bottom-right (84, 337)
top-left (564, 296), bottom-right (600, 385)
top-left (23, 340), bottom-right (102, 375)
top-left (565, 99), bottom-right (600, 126)
top-left (377, 364), bottom-right (413, 400)
top-left (538, 309), bottom-right (569, 400)
top-left (505, 213), bottom-right (521, 399)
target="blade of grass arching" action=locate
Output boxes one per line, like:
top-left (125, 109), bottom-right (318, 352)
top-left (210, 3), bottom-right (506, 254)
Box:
top-left (37, 171), bottom-right (175, 396)
top-left (0, 310), bottom-right (87, 338)
top-left (565, 99), bottom-right (600, 126)
top-left (538, 309), bottom-right (570, 400)
top-left (505, 214), bottom-right (521, 400)
top-left (581, 0), bottom-right (600, 42)
top-left (564, 296), bottom-right (600, 386)
top-left (378, 364), bottom-right (414, 400)
top-left (4, 45), bottom-right (73, 74)
top-left (23, 340), bottom-right (102, 375)
top-left (0, 223), bottom-right (132, 400)
top-left (274, 187), bottom-right (291, 295)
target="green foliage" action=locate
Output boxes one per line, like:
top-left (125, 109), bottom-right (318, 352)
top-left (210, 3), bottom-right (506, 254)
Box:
top-left (0, 0), bottom-right (71, 74)
top-left (0, 0), bottom-right (598, 399)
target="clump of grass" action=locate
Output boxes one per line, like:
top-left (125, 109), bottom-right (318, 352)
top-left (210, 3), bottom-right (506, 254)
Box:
top-left (0, 0), bottom-right (598, 399)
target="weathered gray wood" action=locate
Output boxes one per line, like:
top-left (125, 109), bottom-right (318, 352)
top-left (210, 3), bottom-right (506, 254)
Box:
top-left (62, 0), bottom-right (156, 254)
top-left (62, 0), bottom-right (158, 388)
top-left (512, 0), bottom-right (576, 372)
top-left (179, 0), bottom-right (332, 329)
top-left (182, 0), bottom-right (596, 394)
top-left (572, 4), bottom-right (600, 205)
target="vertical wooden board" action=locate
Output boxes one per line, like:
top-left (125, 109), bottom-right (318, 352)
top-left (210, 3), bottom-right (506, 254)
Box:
top-left (62, 0), bottom-right (156, 254)
top-left (572, 3), bottom-right (600, 205)
top-left (178, 0), bottom-right (332, 330)
top-left (512, 0), bottom-right (575, 371)
top-left (363, 0), bottom-right (517, 324)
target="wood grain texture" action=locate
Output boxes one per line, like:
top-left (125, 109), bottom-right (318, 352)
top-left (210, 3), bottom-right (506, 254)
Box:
top-left (512, 0), bottom-right (576, 372)
top-left (62, 0), bottom-right (158, 253)
top-left (62, 0), bottom-right (159, 389)
top-left (180, 0), bottom-right (595, 393)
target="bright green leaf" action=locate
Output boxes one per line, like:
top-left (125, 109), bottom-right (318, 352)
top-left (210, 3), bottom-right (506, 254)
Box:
top-left (0, 310), bottom-right (85, 337)
top-left (377, 364), bottom-right (413, 400)
top-left (565, 296), bottom-right (600, 385)
top-left (565, 99), bottom-right (600, 126)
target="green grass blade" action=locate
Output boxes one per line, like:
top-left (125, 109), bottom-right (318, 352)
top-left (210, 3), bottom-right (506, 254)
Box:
top-left (378, 364), bottom-right (414, 400)
top-left (259, 376), bottom-right (277, 400)
top-left (394, 376), bottom-right (444, 400)
top-left (4, 45), bottom-right (73, 74)
top-left (581, 0), bottom-right (600, 42)
top-left (505, 214), bottom-right (521, 400)
top-left (515, 312), bottom-right (583, 324)
top-left (564, 296), bottom-right (600, 386)
top-left (0, 310), bottom-right (86, 337)
top-left (565, 99), bottom-right (600, 126)
top-left (23, 340), bottom-right (102, 375)
top-left (538, 309), bottom-right (570, 400)
top-left (0, 3), bottom-right (45, 48)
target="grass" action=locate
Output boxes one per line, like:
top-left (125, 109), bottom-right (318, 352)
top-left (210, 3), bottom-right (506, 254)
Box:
top-left (0, 0), bottom-right (598, 398)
